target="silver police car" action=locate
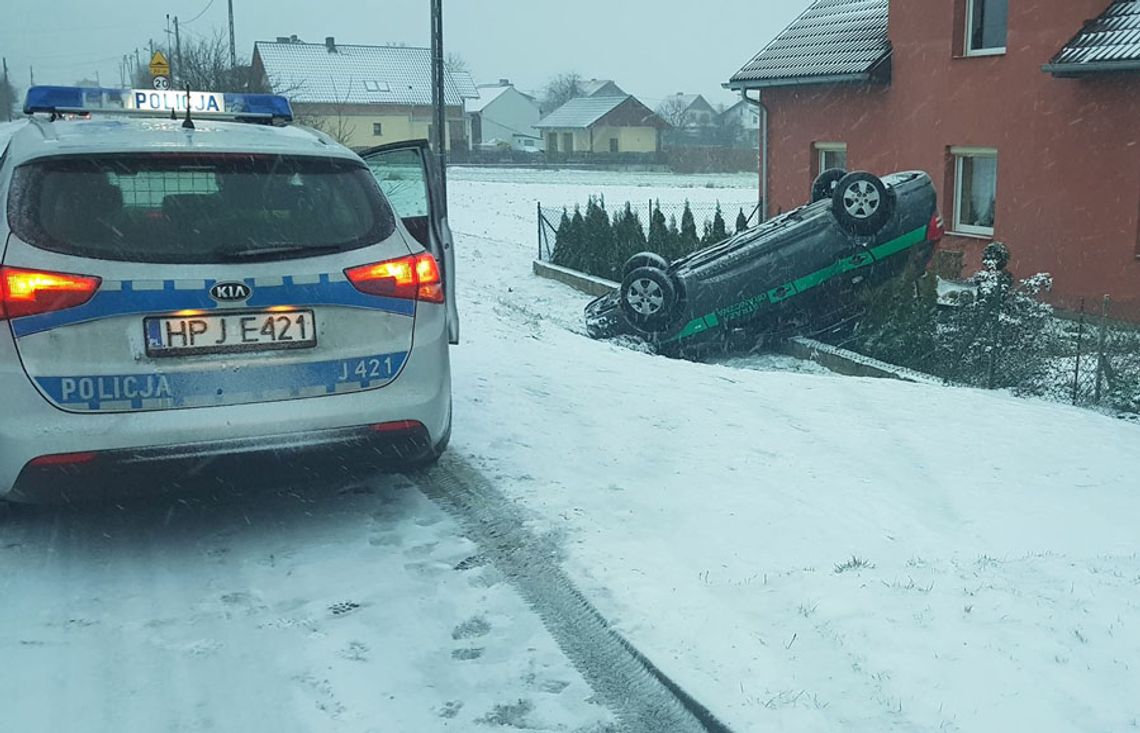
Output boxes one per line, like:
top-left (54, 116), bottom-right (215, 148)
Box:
top-left (0, 88), bottom-right (457, 502)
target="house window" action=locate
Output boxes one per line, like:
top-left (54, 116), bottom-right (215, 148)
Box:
top-left (363, 79), bottom-right (390, 93)
top-left (562, 133), bottom-right (574, 153)
top-left (965, 0), bottom-right (1008, 55)
top-left (815, 142), bottom-right (848, 174)
top-left (952, 147), bottom-right (998, 236)
top-left (609, 138), bottom-right (620, 153)
top-left (372, 122), bottom-right (383, 137)
top-left (547, 133), bottom-right (559, 152)
top-left (523, 138), bottom-right (535, 148)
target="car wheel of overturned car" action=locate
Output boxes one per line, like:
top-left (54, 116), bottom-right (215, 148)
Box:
top-left (621, 251), bottom-right (670, 280)
top-left (619, 266), bottom-right (678, 332)
top-left (811, 167), bottom-right (848, 203)
top-left (832, 171), bottom-right (895, 235)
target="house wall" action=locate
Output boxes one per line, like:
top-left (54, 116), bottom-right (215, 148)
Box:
top-left (292, 103), bottom-right (465, 151)
top-left (590, 126), bottom-right (659, 153)
top-left (478, 88), bottom-right (543, 150)
top-left (541, 128), bottom-right (592, 153)
top-left (760, 0), bottom-right (1140, 317)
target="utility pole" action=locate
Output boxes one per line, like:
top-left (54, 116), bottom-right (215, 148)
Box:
top-left (29, 66), bottom-right (35, 86)
top-left (430, 0), bottom-right (448, 216)
top-left (174, 16), bottom-right (182, 88)
top-left (227, 0), bottom-right (237, 68)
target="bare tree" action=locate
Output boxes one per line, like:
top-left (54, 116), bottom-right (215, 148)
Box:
top-left (657, 97), bottom-right (691, 128)
top-left (540, 72), bottom-right (583, 114)
top-left (445, 53), bottom-right (469, 74)
top-left (292, 79), bottom-right (356, 147)
top-left (136, 33), bottom-right (267, 94)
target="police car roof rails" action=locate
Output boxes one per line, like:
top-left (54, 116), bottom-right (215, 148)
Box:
top-left (23, 86), bottom-right (295, 124)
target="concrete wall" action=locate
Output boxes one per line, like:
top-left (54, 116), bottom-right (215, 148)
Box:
top-left (760, 0), bottom-right (1140, 318)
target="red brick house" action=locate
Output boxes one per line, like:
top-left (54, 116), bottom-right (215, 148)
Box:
top-left (727, 0), bottom-right (1140, 318)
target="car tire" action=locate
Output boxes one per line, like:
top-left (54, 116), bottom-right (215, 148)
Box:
top-left (621, 251), bottom-right (669, 280)
top-left (832, 171), bottom-right (895, 235)
top-left (812, 168), bottom-right (847, 203)
top-left (619, 266), bottom-right (678, 332)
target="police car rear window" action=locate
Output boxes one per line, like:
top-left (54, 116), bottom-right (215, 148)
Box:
top-left (7, 154), bottom-right (397, 264)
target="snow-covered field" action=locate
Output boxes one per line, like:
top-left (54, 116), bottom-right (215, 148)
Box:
top-left (447, 169), bottom-right (1140, 732)
top-left (2, 167), bottom-right (1138, 732)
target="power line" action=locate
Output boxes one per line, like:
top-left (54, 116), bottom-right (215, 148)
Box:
top-left (181, 0), bottom-right (216, 26)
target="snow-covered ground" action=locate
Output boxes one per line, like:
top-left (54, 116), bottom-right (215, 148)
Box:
top-left (446, 169), bottom-right (1140, 732)
top-left (0, 477), bottom-right (613, 732)
top-left (3, 167), bottom-right (1138, 733)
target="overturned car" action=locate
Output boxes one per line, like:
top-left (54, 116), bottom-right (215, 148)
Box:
top-left (585, 169), bottom-right (945, 356)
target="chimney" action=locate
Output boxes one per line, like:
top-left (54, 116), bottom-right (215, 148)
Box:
top-left (325, 36), bottom-right (337, 53)
top-left (276, 36), bottom-right (289, 43)
top-left (289, 34), bottom-right (299, 43)
top-left (499, 78), bottom-right (510, 86)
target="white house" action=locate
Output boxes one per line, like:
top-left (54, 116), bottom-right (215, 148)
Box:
top-left (721, 99), bottom-right (761, 149)
top-left (465, 80), bottom-right (543, 151)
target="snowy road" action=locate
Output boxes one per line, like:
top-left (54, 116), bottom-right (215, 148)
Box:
top-left (0, 476), bottom-right (614, 732)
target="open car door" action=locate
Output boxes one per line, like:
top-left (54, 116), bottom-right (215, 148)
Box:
top-left (360, 140), bottom-right (459, 344)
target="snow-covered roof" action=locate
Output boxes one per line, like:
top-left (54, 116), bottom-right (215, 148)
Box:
top-left (465, 84), bottom-right (513, 114)
top-left (534, 95), bottom-right (628, 129)
top-left (255, 40), bottom-right (479, 106)
top-left (727, 0), bottom-right (891, 89)
top-left (578, 79), bottom-right (625, 97)
top-left (1045, 0), bottom-right (1140, 76)
top-left (657, 93), bottom-right (706, 114)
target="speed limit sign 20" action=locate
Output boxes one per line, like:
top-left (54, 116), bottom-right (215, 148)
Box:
top-left (152, 75), bottom-right (170, 90)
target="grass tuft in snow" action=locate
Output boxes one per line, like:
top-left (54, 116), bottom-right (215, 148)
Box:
top-left (834, 556), bottom-right (875, 574)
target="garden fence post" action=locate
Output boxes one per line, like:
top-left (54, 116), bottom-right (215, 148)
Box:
top-left (1095, 295), bottom-right (1110, 403)
top-left (1073, 298), bottom-right (1086, 405)
top-left (537, 202), bottom-right (543, 261)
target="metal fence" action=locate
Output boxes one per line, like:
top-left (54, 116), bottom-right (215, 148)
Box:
top-left (1056, 297), bottom-right (1140, 412)
top-left (536, 199), bottom-right (763, 262)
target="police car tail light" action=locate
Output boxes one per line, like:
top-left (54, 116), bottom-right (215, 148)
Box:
top-left (345, 254), bottom-right (444, 304)
top-left (0, 267), bottom-right (102, 320)
top-left (29, 452), bottom-right (98, 467)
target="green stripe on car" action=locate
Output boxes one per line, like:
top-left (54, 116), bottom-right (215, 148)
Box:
top-left (662, 225), bottom-right (927, 345)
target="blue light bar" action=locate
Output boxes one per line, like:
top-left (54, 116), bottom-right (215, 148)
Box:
top-left (223, 93), bottom-right (294, 122)
top-left (23, 86), bottom-right (294, 123)
top-left (24, 86), bottom-right (128, 114)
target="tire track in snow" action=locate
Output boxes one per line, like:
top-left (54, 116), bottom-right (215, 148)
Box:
top-left (408, 456), bottom-right (736, 733)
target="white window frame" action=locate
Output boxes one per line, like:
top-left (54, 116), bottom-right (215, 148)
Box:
top-left (815, 142), bottom-right (848, 173)
top-left (964, 0), bottom-right (1007, 57)
top-left (951, 146), bottom-right (998, 238)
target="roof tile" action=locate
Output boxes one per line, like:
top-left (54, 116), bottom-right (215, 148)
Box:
top-left (1047, 0), bottom-right (1140, 73)
top-left (728, 0), bottom-right (891, 88)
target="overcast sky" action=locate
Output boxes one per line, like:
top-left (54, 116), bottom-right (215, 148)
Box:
top-left (1, 0), bottom-right (810, 107)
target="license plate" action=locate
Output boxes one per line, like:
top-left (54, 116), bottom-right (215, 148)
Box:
top-left (145, 310), bottom-right (317, 357)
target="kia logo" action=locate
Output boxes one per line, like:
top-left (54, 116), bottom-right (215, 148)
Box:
top-left (210, 281), bottom-right (252, 302)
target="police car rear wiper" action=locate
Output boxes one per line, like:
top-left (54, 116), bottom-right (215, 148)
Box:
top-left (214, 244), bottom-right (345, 260)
